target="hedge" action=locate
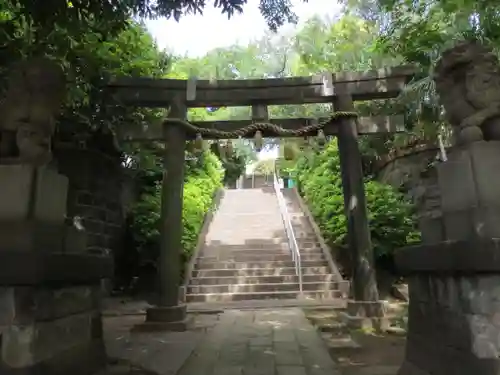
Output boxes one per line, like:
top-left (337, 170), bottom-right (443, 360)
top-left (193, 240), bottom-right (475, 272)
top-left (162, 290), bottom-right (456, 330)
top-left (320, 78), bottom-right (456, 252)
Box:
top-left (295, 140), bottom-right (420, 263)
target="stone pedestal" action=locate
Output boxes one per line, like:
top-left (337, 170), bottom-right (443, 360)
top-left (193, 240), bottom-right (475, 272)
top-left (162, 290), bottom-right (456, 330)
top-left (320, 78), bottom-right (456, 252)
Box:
top-left (396, 141), bottom-right (500, 375)
top-left (340, 300), bottom-right (390, 331)
top-left (0, 165), bottom-right (113, 375)
top-left (132, 304), bottom-right (190, 333)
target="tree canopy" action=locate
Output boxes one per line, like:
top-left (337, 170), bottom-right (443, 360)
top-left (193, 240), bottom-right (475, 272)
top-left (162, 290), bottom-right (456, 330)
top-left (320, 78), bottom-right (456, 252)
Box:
top-left (8, 0), bottom-right (304, 42)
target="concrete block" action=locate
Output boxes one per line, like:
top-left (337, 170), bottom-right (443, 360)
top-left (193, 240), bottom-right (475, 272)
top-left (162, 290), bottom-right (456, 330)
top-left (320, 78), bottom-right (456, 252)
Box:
top-left (34, 167), bottom-right (68, 223)
top-left (1, 311), bottom-right (94, 368)
top-left (0, 288), bottom-right (15, 331)
top-left (469, 141), bottom-right (500, 207)
top-left (439, 142), bottom-right (500, 214)
top-left (403, 271), bottom-right (500, 375)
top-left (437, 154), bottom-right (477, 213)
top-left (418, 216), bottom-right (445, 244)
top-left (0, 165), bottom-right (33, 220)
top-left (0, 221), bottom-right (65, 252)
top-left (0, 286), bottom-right (98, 326)
top-left (0, 165), bottom-right (68, 223)
top-left (64, 225), bottom-right (87, 253)
top-left (443, 206), bottom-right (500, 241)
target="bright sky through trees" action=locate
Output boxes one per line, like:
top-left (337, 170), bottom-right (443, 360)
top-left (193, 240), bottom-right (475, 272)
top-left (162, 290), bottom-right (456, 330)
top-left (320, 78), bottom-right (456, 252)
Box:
top-left (146, 0), bottom-right (342, 56)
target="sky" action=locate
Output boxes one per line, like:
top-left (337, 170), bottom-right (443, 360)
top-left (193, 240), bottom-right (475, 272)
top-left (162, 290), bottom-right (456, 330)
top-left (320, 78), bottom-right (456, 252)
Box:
top-left (146, 0), bottom-right (342, 160)
top-left (145, 0), bottom-right (342, 57)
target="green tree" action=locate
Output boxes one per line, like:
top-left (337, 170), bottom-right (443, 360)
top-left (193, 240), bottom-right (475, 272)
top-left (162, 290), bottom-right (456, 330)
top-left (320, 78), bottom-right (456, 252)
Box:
top-left (9, 0), bottom-right (305, 44)
top-left (129, 148), bottom-right (223, 289)
top-left (341, 0), bottom-right (500, 150)
top-left (294, 140), bottom-right (420, 281)
top-left (253, 158), bottom-right (275, 175)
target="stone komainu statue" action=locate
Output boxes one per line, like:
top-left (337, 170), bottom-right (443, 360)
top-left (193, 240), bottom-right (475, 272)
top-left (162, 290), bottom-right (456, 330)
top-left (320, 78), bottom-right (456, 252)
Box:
top-left (0, 57), bottom-right (65, 165)
top-left (434, 40), bottom-right (500, 145)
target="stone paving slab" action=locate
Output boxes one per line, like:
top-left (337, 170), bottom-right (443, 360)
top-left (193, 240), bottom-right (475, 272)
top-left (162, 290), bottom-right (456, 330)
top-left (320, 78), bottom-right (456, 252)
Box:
top-left (177, 308), bottom-right (342, 375)
top-left (98, 315), bottom-right (217, 375)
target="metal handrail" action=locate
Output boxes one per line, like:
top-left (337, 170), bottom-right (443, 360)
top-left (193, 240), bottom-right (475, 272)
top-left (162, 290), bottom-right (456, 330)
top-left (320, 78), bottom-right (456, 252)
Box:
top-left (272, 162), bottom-right (303, 293)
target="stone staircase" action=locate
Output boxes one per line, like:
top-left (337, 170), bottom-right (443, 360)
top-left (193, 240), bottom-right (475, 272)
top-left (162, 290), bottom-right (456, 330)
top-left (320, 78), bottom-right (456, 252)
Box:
top-left (185, 187), bottom-right (348, 305)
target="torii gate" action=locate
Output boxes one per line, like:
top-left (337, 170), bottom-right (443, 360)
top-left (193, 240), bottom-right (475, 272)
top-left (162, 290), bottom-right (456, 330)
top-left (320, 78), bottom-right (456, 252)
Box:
top-left (104, 66), bottom-right (415, 330)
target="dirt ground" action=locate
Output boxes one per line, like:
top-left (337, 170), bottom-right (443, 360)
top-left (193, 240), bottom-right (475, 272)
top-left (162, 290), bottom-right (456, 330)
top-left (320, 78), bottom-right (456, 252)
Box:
top-left (330, 331), bottom-right (405, 375)
top-left (304, 303), bottom-right (407, 375)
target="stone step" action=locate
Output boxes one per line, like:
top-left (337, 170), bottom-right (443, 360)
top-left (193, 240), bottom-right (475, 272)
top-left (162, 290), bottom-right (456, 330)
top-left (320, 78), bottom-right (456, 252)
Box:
top-left (192, 266), bottom-right (331, 278)
top-left (203, 244), bottom-right (289, 251)
top-left (214, 218), bottom-right (281, 224)
top-left (185, 289), bottom-right (344, 303)
top-left (202, 246), bottom-right (323, 255)
top-left (202, 245), bottom-right (321, 256)
top-left (203, 242), bottom-right (288, 249)
top-left (187, 280), bottom-right (346, 294)
top-left (320, 332), bottom-right (362, 349)
top-left (292, 233), bottom-right (316, 239)
top-left (200, 250), bottom-right (324, 259)
top-left (202, 242), bottom-right (321, 251)
top-left (194, 259), bottom-right (327, 270)
top-left (197, 253), bottom-right (325, 263)
top-left (188, 274), bottom-right (341, 285)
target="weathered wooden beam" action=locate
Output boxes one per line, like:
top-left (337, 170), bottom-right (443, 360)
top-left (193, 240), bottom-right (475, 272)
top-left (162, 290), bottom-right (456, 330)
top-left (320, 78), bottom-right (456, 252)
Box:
top-left (335, 92), bottom-right (380, 305)
top-left (115, 115), bottom-right (405, 142)
top-left (105, 66), bottom-right (416, 107)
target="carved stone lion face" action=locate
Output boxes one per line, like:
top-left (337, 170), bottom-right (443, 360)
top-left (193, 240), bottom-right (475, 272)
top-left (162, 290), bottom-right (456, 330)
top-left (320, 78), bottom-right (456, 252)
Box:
top-left (0, 57), bottom-right (65, 164)
top-left (434, 40), bottom-right (500, 125)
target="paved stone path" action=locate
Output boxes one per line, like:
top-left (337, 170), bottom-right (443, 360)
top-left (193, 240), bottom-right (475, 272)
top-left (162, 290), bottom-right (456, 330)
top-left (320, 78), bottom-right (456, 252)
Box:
top-left (103, 315), bottom-right (210, 375)
top-left (178, 308), bottom-right (341, 375)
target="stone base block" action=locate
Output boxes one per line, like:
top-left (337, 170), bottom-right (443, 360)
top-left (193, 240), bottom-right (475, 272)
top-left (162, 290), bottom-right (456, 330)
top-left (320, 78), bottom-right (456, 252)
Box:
top-left (132, 304), bottom-right (190, 333)
top-left (339, 312), bottom-right (390, 331)
top-left (0, 285), bottom-right (100, 325)
top-left (0, 165), bottom-right (68, 223)
top-left (131, 316), bottom-right (192, 333)
top-left (346, 300), bottom-right (387, 317)
top-left (0, 252), bottom-right (113, 285)
top-left (339, 300), bottom-right (389, 331)
top-left (398, 361), bottom-right (429, 375)
top-left (397, 268), bottom-right (500, 374)
top-left (0, 221), bottom-right (65, 253)
top-left (0, 220), bottom-right (87, 254)
top-left (0, 284), bottom-right (106, 375)
top-left (0, 339), bottom-right (106, 375)
top-left (146, 304), bottom-right (187, 322)
top-left (437, 141), bottom-right (500, 240)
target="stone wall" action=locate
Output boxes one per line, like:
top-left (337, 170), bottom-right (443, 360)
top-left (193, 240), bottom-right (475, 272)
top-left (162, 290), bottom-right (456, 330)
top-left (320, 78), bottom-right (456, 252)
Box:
top-left (54, 144), bottom-right (126, 256)
top-left (375, 146), bottom-right (441, 199)
top-left (404, 272), bottom-right (500, 374)
top-left (0, 285), bottom-right (106, 375)
top-left (375, 147), bottom-right (445, 245)
top-left (0, 165), bottom-right (112, 375)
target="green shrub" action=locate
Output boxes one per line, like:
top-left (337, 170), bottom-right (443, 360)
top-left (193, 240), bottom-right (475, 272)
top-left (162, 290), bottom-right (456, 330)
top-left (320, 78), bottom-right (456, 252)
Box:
top-left (295, 140), bottom-right (420, 262)
top-left (130, 150), bottom-right (223, 272)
